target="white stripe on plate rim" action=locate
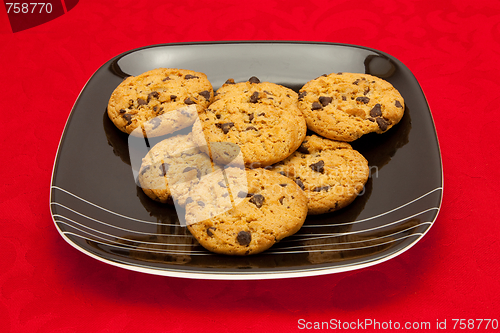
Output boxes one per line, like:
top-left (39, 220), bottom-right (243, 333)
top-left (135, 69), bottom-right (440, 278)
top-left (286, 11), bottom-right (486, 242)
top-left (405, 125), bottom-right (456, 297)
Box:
top-left (51, 185), bottom-right (442, 230)
top-left (51, 186), bottom-right (168, 226)
top-left (302, 187), bottom-right (443, 228)
top-left (53, 202), bottom-right (436, 242)
top-left (286, 208), bottom-right (437, 242)
top-left (55, 214), bottom-right (431, 253)
top-left (54, 217), bottom-right (194, 246)
top-left (51, 205), bottom-right (188, 236)
top-left (59, 227), bottom-right (427, 257)
top-left (59, 227), bottom-right (424, 256)
top-left (282, 221), bottom-right (433, 245)
top-left (59, 231), bottom-right (210, 255)
top-left (266, 233), bottom-right (427, 255)
top-left (52, 186), bottom-right (441, 255)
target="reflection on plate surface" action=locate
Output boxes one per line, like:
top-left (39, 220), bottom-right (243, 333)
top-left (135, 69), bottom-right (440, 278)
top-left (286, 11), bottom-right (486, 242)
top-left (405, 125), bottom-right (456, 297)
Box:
top-left (50, 42), bottom-right (442, 279)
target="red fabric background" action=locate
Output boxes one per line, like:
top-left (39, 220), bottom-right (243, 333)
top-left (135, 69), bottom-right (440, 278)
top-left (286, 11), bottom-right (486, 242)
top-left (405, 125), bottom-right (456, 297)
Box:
top-left (1, 0), bottom-right (499, 332)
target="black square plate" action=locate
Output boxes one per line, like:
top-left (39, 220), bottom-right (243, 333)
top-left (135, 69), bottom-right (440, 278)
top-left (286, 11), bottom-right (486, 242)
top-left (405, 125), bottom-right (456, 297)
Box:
top-left (50, 42), bottom-right (443, 280)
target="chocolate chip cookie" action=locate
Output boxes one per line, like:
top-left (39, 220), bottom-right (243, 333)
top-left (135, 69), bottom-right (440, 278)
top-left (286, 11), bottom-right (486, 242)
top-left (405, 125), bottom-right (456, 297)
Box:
top-left (271, 134), bottom-right (369, 215)
top-left (137, 132), bottom-right (219, 206)
top-left (192, 77), bottom-right (307, 167)
top-left (107, 68), bottom-right (214, 137)
top-left (298, 72), bottom-right (404, 141)
top-left (185, 167), bottom-right (308, 255)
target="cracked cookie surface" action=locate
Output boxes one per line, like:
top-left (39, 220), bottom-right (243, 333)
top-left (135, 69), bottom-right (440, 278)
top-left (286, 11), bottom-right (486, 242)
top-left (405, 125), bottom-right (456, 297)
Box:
top-left (107, 68), bottom-right (214, 137)
top-left (271, 134), bottom-right (369, 215)
top-left (185, 168), bottom-right (308, 255)
top-left (298, 72), bottom-right (404, 141)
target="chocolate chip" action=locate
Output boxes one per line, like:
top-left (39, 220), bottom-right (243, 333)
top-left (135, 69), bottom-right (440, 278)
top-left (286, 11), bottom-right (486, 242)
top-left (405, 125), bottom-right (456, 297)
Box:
top-left (150, 117), bottom-right (161, 129)
top-left (279, 183), bottom-right (288, 187)
top-left (294, 179), bottom-right (305, 190)
top-left (298, 91), bottom-right (307, 100)
top-left (184, 97), bottom-right (195, 105)
top-left (170, 95), bottom-right (177, 101)
top-left (237, 231), bottom-right (251, 246)
top-left (237, 191), bottom-right (247, 198)
top-left (311, 102), bottom-right (323, 110)
top-left (310, 160), bottom-right (325, 173)
top-left (370, 104), bottom-right (382, 117)
top-left (376, 117), bottom-right (390, 131)
top-left (185, 197), bottom-right (193, 205)
top-left (364, 87), bottom-right (370, 95)
top-left (319, 96), bottom-right (333, 106)
top-left (119, 109), bottom-right (126, 113)
top-left (137, 98), bottom-right (147, 106)
top-left (224, 78), bottom-right (235, 85)
top-left (199, 90), bottom-right (211, 101)
top-left (258, 112), bottom-right (265, 116)
top-left (249, 194), bottom-right (264, 208)
top-left (160, 163), bottom-right (169, 176)
top-left (122, 113), bottom-right (133, 125)
top-left (206, 227), bottom-right (216, 237)
top-left (196, 201), bottom-right (205, 207)
top-left (147, 91), bottom-right (159, 102)
top-left (248, 76), bottom-right (260, 84)
top-left (153, 106), bottom-right (158, 112)
top-left (140, 165), bottom-right (151, 175)
top-left (249, 91), bottom-right (260, 103)
top-left (185, 74), bottom-right (199, 80)
top-left (279, 196), bottom-right (285, 205)
top-left (353, 79), bottom-right (360, 85)
top-left (313, 186), bottom-right (330, 192)
top-left (217, 122), bottom-right (234, 134)
top-left (183, 167), bottom-right (201, 178)
top-left (248, 113), bottom-right (254, 122)
top-left (245, 126), bottom-right (258, 131)
top-left (356, 96), bottom-right (370, 104)
top-left (297, 141), bottom-right (310, 154)
top-left (342, 96), bottom-right (347, 101)
top-left (278, 171), bottom-right (288, 177)
top-left (162, 76), bottom-right (171, 81)
top-left (395, 100), bottom-right (403, 108)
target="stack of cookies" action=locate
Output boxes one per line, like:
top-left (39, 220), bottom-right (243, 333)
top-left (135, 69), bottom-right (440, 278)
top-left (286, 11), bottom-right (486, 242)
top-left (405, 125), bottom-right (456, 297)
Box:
top-left (107, 68), bottom-right (405, 255)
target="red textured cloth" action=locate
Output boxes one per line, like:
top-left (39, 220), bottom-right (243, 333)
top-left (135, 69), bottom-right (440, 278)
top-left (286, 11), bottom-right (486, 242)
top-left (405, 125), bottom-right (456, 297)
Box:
top-left (1, 0), bottom-right (499, 332)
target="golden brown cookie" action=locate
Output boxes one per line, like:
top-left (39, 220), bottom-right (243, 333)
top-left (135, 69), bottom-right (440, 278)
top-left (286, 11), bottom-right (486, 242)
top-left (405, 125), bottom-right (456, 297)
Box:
top-left (107, 68), bottom-right (214, 137)
top-left (185, 168), bottom-right (308, 255)
top-left (298, 72), bottom-right (404, 141)
top-left (192, 77), bottom-right (307, 167)
top-left (137, 132), bottom-right (219, 206)
top-left (271, 134), bottom-right (369, 215)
